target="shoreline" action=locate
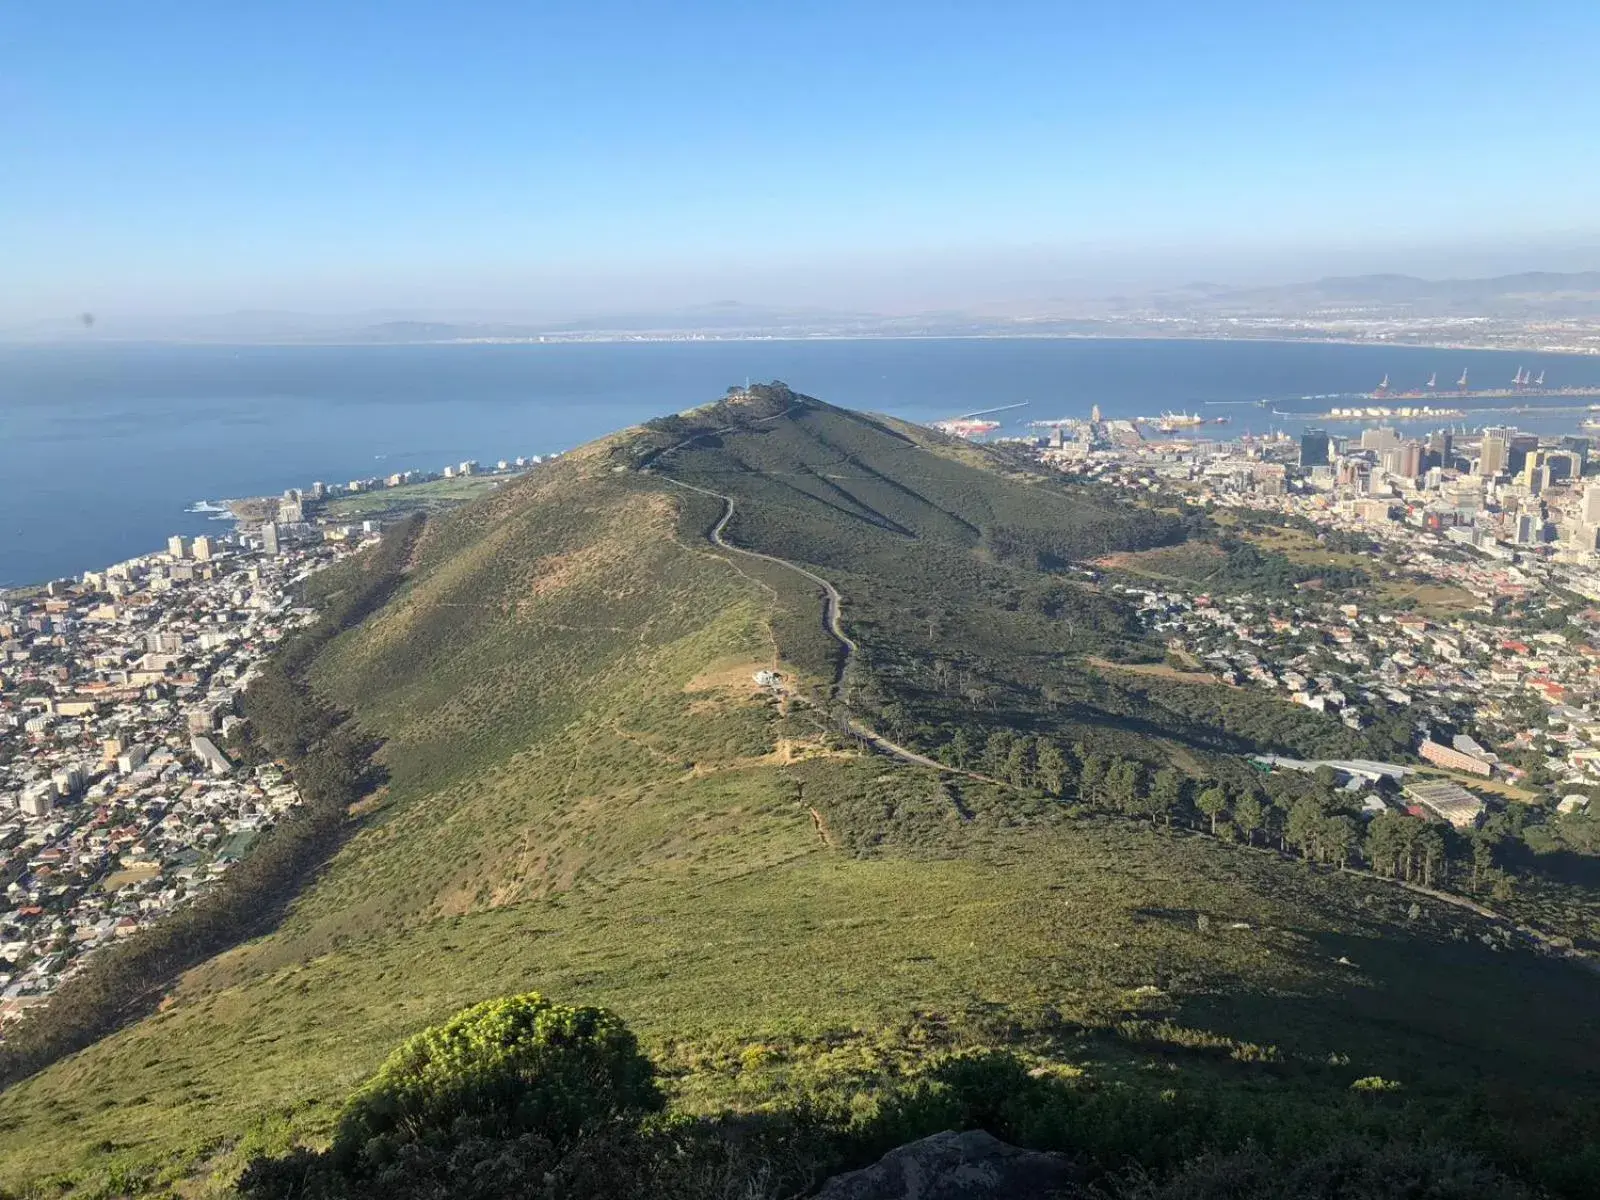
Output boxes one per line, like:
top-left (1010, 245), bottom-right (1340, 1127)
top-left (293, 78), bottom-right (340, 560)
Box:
top-left (6, 335), bottom-right (1600, 590)
top-left (2, 466), bottom-right (537, 599)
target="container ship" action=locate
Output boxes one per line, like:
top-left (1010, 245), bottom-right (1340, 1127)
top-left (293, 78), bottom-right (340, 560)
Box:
top-left (1148, 411), bottom-right (1231, 433)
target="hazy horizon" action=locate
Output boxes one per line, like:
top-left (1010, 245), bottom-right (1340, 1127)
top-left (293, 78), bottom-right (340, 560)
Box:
top-left (5, 2), bottom-right (1600, 327)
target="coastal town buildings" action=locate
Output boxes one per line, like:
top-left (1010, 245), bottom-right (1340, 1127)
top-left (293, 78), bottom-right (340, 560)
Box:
top-left (1035, 418), bottom-right (1600, 826)
top-left (0, 446), bottom-right (558, 1022)
top-left (0, 532), bottom-right (371, 1022)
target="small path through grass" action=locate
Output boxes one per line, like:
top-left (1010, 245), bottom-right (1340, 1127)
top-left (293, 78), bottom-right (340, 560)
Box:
top-left (645, 408), bottom-right (999, 793)
top-left (656, 472), bottom-right (1004, 797)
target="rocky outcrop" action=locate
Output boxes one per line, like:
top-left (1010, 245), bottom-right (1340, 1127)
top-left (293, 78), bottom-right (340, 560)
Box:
top-left (815, 1129), bottom-right (1082, 1199)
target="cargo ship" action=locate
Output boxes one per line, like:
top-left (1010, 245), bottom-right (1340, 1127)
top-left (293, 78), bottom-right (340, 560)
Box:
top-left (930, 401), bottom-right (1029, 440)
top-left (1144, 411), bottom-right (1231, 433)
top-left (934, 418), bottom-right (1002, 438)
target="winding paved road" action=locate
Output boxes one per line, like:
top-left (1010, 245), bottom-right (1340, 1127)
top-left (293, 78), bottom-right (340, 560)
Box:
top-left (646, 400), bottom-right (1004, 792)
top-left (661, 476), bottom-right (856, 661)
top-left (658, 472), bottom-right (1001, 793)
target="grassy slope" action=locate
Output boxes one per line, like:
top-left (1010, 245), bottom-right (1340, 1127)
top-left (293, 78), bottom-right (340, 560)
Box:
top-left (646, 400), bottom-right (1372, 763)
top-left (1, 399), bottom-right (1597, 1193)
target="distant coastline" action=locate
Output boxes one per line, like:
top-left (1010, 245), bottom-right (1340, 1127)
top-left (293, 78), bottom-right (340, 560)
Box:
top-left (6, 331), bottom-right (1600, 356)
top-left (7, 336), bottom-right (1600, 589)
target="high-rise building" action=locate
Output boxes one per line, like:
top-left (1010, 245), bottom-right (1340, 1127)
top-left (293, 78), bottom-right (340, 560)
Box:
top-left (1360, 426), bottom-right (1402, 453)
top-left (167, 535), bottom-right (189, 559)
top-left (1299, 429), bottom-right (1330, 467)
top-left (1399, 441), bottom-right (1424, 478)
top-left (261, 523), bottom-right (281, 556)
top-left (1522, 451), bottom-right (1547, 491)
top-left (1561, 436), bottom-right (1590, 469)
top-left (1423, 429), bottom-right (1453, 472)
top-left (192, 536), bottom-right (216, 561)
top-left (1583, 484), bottom-right (1600, 526)
top-left (19, 784), bottom-right (55, 819)
top-left (279, 499), bottom-right (304, 524)
top-left (1508, 434), bottom-right (1541, 477)
top-left (1478, 427), bottom-right (1511, 478)
top-left (1338, 460), bottom-right (1372, 493)
top-left (311, 481), bottom-right (327, 499)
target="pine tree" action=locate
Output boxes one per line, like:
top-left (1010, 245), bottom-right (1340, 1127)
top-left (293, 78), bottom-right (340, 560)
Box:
top-left (1034, 740), bottom-right (1068, 797)
top-left (1107, 758), bottom-right (1145, 818)
top-left (1079, 755), bottom-right (1108, 806)
top-left (1233, 791), bottom-right (1266, 846)
top-left (943, 728), bottom-right (975, 769)
top-left (1197, 785), bottom-right (1230, 835)
top-left (1149, 767), bottom-right (1185, 827)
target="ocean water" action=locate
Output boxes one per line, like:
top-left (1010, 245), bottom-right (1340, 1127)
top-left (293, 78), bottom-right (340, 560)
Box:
top-left (4, 338), bottom-right (1600, 588)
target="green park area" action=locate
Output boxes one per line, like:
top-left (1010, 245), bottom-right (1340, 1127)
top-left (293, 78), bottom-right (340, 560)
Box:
top-left (321, 473), bottom-right (517, 519)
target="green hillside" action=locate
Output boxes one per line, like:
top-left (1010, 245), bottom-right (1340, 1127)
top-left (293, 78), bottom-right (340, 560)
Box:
top-left (2, 387), bottom-right (1598, 1196)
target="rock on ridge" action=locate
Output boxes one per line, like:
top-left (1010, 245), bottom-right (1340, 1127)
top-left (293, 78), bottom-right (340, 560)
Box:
top-left (814, 1129), bottom-right (1082, 1199)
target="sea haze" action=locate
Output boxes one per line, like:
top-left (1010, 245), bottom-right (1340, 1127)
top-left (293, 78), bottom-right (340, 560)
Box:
top-left (4, 338), bottom-right (1600, 588)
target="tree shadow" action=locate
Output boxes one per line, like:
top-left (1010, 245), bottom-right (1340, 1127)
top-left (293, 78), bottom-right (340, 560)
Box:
top-left (1156, 924), bottom-right (1600, 1095)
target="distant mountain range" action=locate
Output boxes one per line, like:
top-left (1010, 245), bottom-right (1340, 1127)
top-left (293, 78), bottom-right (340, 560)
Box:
top-left (12, 271), bottom-right (1600, 344)
top-left (1131, 271), bottom-right (1600, 318)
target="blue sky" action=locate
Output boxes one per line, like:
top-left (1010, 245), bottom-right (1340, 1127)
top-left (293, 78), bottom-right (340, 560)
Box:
top-left (3, 1), bottom-right (1599, 321)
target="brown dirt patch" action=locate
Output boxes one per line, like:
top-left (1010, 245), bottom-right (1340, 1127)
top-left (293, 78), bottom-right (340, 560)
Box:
top-left (99, 862), bottom-right (161, 891)
top-left (1087, 656), bottom-right (1230, 686)
top-left (684, 658), bottom-right (780, 695)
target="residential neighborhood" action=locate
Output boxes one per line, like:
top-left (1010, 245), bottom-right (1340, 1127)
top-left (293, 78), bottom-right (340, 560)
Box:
top-left (0, 528), bottom-right (373, 1022)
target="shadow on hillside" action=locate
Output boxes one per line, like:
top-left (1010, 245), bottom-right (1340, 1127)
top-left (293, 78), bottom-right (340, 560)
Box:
top-left (1142, 924), bottom-right (1600, 1095)
top-left (1503, 843), bottom-right (1600, 890)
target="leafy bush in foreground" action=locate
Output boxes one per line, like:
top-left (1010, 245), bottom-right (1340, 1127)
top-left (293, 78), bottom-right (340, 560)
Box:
top-left (333, 992), bottom-right (661, 1167)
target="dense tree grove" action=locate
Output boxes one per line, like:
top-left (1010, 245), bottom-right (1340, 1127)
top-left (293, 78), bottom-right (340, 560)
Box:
top-left (929, 729), bottom-right (1506, 893)
top-left (1198, 534), bottom-right (1369, 596)
top-left (985, 516), bottom-right (1186, 572)
top-left (0, 516), bottom-right (423, 1089)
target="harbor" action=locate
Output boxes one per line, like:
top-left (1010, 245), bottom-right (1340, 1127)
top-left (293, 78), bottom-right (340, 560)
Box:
top-left (1256, 368), bottom-right (1600, 422)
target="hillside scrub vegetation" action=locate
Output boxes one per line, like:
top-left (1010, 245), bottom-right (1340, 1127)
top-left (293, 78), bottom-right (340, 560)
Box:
top-left (3, 391), bottom-right (1600, 1198)
top-left (236, 993), bottom-right (1551, 1200)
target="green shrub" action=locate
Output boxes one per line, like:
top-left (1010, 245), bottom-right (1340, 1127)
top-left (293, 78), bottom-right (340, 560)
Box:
top-left (332, 993), bottom-right (661, 1168)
